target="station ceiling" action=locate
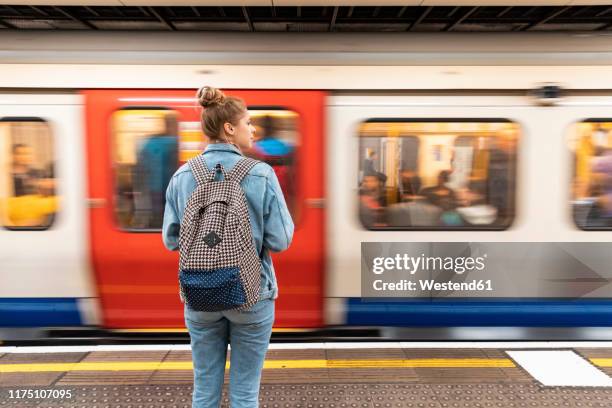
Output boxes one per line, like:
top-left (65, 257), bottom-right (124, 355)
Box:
top-left (1, 5), bottom-right (612, 32)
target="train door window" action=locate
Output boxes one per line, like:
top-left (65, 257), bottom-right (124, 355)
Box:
top-left (358, 119), bottom-right (519, 230)
top-left (0, 118), bottom-right (57, 230)
top-left (570, 119), bottom-right (612, 230)
top-left (111, 108), bottom-right (179, 231)
top-left (246, 109), bottom-right (300, 222)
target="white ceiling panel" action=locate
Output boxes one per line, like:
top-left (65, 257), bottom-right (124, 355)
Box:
top-left (422, 0), bottom-right (571, 5)
top-left (275, 1), bottom-right (419, 5)
top-left (121, 0), bottom-right (269, 5)
top-left (4, 0), bottom-right (123, 5)
top-left (569, 0), bottom-right (612, 4)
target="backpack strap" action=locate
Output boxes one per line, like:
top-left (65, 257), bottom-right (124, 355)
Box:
top-left (227, 157), bottom-right (260, 183)
top-left (188, 155), bottom-right (214, 185)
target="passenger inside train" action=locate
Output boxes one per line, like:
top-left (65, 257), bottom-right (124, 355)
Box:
top-left (112, 109), bottom-right (178, 230)
top-left (358, 120), bottom-right (518, 229)
top-left (133, 114), bottom-right (178, 229)
top-left (1, 120), bottom-right (57, 229)
top-left (249, 111), bottom-right (298, 218)
top-left (572, 122), bottom-right (612, 229)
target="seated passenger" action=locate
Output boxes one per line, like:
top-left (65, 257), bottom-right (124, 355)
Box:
top-left (591, 148), bottom-right (612, 220)
top-left (421, 170), bottom-right (457, 208)
top-left (487, 143), bottom-right (512, 221)
top-left (359, 174), bottom-right (386, 228)
top-left (438, 194), bottom-right (464, 227)
top-left (387, 175), bottom-right (442, 227)
top-left (398, 170), bottom-right (420, 201)
top-left (5, 144), bottom-right (58, 227)
top-left (11, 144), bottom-right (42, 197)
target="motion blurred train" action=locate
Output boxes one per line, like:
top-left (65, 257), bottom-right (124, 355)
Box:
top-left (2, 31), bottom-right (612, 334)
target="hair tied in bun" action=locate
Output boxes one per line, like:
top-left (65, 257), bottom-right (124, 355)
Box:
top-left (196, 86), bottom-right (226, 108)
top-left (196, 85), bottom-right (246, 142)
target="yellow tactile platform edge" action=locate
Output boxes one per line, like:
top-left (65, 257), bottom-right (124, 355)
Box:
top-left (0, 358), bottom-right (516, 373)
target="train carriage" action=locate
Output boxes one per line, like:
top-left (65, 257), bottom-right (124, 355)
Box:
top-left (1, 31), bottom-right (612, 335)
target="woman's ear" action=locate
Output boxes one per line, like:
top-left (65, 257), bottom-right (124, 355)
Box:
top-left (224, 122), bottom-right (234, 135)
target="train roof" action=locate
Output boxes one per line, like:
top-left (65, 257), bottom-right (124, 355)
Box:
top-left (2, 31), bottom-right (612, 65)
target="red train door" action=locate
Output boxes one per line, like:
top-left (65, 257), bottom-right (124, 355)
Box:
top-left (84, 89), bottom-right (325, 328)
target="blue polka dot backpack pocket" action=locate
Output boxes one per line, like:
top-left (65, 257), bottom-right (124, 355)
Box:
top-left (178, 156), bottom-right (262, 312)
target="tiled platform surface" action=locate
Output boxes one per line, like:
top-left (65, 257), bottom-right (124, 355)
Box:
top-left (1, 383), bottom-right (612, 408)
top-left (1, 348), bottom-right (611, 407)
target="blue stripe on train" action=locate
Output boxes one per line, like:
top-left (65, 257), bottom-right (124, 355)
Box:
top-left (0, 298), bottom-right (81, 327)
top-left (346, 298), bottom-right (612, 326)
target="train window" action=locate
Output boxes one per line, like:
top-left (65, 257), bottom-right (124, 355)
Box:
top-left (570, 120), bottom-right (612, 230)
top-left (0, 118), bottom-right (57, 230)
top-left (111, 107), bottom-right (299, 231)
top-left (111, 108), bottom-right (179, 231)
top-left (358, 119), bottom-right (519, 230)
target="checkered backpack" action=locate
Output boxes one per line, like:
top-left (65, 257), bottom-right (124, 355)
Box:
top-left (178, 155), bottom-right (262, 312)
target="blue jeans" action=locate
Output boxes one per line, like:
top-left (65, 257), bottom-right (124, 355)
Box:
top-left (184, 298), bottom-right (275, 408)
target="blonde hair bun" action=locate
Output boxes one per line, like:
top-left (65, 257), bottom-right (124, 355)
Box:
top-left (196, 85), bottom-right (246, 141)
top-left (196, 86), bottom-right (225, 108)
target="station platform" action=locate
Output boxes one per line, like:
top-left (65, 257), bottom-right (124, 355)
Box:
top-left (1, 342), bottom-right (612, 407)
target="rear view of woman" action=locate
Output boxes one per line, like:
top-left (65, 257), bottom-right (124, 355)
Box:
top-left (162, 86), bottom-right (294, 408)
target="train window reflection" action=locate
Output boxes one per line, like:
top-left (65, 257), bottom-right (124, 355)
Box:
top-left (245, 109), bottom-right (299, 222)
top-left (0, 118), bottom-right (57, 230)
top-left (112, 108), bottom-right (179, 230)
top-left (358, 119), bottom-right (518, 230)
top-left (571, 120), bottom-right (612, 230)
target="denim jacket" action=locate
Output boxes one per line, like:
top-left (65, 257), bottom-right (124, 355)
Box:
top-left (162, 143), bottom-right (294, 301)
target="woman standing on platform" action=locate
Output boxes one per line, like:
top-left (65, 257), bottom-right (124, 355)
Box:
top-left (162, 86), bottom-right (294, 408)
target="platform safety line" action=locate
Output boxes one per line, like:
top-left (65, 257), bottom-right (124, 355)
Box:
top-left (590, 358), bottom-right (612, 367)
top-left (326, 359), bottom-right (515, 368)
top-left (0, 358), bottom-right (517, 373)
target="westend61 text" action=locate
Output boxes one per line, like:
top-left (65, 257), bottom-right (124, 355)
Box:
top-left (373, 279), bottom-right (493, 292)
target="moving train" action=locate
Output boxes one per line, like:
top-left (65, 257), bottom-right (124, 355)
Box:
top-left (2, 31), bottom-right (612, 334)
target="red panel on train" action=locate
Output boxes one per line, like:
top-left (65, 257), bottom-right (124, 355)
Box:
top-left (83, 89), bottom-right (325, 328)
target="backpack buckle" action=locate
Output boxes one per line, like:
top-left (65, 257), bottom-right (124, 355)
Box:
top-left (211, 163), bottom-right (227, 181)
